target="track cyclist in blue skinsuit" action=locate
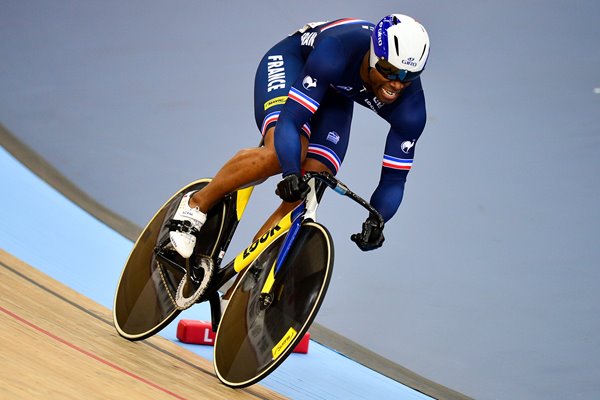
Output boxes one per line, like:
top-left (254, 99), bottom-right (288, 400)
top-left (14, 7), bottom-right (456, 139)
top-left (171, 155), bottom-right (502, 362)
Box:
top-left (169, 14), bottom-right (430, 258)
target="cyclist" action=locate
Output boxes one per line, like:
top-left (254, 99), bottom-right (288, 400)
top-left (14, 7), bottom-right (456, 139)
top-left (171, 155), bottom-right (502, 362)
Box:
top-left (169, 14), bottom-right (430, 258)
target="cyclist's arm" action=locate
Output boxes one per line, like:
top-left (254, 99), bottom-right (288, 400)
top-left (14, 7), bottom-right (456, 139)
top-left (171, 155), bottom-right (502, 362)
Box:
top-left (370, 90), bottom-right (426, 221)
top-left (274, 37), bottom-right (346, 176)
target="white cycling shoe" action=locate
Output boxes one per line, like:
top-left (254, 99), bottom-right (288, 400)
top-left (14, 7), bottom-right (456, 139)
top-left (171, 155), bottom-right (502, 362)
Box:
top-left (169, 192), bottom-right (207, 258)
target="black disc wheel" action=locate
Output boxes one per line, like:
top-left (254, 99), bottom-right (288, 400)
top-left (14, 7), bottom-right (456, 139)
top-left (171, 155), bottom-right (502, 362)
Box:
top-left (214, 221), bottom-right (334, 387)
top-left (113, 179), bottom-right (227, 340)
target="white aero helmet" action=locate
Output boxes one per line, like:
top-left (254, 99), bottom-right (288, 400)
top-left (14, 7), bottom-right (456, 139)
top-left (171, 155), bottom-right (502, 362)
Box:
top-left (370, 14), bottom-right (430, 82)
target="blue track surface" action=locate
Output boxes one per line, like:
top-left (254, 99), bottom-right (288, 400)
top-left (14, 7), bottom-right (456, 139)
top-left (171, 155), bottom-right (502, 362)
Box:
top-left (0, 145), bottom-right (432, 400)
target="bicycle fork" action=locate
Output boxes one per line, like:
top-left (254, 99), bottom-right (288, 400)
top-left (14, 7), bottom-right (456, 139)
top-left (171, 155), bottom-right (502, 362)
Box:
top-left (258, 178), bottom-right (323, 307)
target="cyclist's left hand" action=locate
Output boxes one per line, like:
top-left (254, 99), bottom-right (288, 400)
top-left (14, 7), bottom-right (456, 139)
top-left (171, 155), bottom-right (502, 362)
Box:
top-left (351, 215), bottom-right (385, 251)
top-left (276, 173), bottom-right (310, 202)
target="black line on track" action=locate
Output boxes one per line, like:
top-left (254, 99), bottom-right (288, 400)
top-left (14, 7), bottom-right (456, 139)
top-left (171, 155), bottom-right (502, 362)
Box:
top-left (0, 260), bottom-right (274, 400)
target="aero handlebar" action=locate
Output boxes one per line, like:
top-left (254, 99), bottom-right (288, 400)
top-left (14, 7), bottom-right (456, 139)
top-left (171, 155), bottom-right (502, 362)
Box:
top-left (303, 171), bottom-right (385, 229)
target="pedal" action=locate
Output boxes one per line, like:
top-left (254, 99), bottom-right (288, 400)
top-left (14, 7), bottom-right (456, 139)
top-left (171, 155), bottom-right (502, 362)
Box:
top-left (176, 319), bottom-right (311, 354)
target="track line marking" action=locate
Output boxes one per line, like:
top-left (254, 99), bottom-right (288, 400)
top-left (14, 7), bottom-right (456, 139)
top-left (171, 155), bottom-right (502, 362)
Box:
top-left (0, 305), bottom-right (188, 400)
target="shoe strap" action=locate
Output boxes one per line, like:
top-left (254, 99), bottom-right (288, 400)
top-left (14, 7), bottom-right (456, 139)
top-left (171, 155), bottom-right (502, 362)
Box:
top-left (167, 219), bottom-right (201, 234)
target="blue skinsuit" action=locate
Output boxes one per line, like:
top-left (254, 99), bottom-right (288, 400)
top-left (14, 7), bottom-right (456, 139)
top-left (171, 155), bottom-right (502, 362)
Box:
top-left (253, 18), bottom-right (427, 221)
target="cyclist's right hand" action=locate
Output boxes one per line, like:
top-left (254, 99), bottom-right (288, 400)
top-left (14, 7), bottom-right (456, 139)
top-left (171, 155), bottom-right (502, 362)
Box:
top-left (276, 173), bottom-right (310, 202)
top-left (351, 215), bottom-right (385, 251)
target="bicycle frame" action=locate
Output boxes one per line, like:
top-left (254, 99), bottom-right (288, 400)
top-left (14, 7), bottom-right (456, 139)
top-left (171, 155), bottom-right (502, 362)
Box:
top-left (208, 171), bottom-right (384, 327)
top-left (204, 178), bottom-right (320, 325)
top-left (113, 171), bottom-right (383, 340)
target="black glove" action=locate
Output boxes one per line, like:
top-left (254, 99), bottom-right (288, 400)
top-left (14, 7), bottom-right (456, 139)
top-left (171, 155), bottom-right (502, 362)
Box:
top-left (351, 215), bottom-right (385, 251)
top-left (275, 173), bottom-right (310, 202)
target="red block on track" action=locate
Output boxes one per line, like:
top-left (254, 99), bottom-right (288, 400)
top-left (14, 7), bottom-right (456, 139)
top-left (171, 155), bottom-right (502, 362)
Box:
top-left (293, 331), bottom-right (310, 354)
top-left (177, 319), bottom-right (310, 354)
top-left (177, 320), bottom-right (216, 345)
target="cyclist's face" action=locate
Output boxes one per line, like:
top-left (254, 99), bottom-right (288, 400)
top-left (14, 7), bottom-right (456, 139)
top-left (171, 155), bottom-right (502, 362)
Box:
top-left (369, 66), bottom-right (411, 104)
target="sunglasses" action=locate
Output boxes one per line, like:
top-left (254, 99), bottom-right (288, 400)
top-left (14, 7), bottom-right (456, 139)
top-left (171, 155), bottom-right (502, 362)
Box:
top-left (374, 59), bottom-right (422, 82)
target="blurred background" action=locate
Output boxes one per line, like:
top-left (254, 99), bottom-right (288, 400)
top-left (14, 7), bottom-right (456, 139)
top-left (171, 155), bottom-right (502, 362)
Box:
top-left (1, 1), bottom-right (599, 399)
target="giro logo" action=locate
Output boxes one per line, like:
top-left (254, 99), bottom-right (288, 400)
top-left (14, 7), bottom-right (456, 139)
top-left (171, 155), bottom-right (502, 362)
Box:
top-left (402, 57), bottom-right (417, 67)
top-left (401, 140), bottom-right (415, 154)
top-left (302, 75), bottom-right (317, 90)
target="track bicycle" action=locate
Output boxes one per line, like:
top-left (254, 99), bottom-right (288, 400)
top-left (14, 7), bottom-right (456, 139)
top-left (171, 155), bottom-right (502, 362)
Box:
top-left (113, 171), bottom-right (384, 387)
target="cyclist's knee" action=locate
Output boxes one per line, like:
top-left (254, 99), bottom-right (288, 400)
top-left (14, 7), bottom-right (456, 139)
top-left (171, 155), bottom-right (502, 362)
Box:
top-left (302, 157), bottom-right (334, 175)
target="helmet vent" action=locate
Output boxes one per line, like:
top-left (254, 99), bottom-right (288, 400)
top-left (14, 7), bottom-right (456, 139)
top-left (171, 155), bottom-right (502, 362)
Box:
top-left (394, 36), bottom-right (400, 56)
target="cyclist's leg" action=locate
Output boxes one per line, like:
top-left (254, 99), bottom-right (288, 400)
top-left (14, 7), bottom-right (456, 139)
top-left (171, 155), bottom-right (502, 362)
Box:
top-left (188, 34), bottom-right (304, 214)
top-left (187, 137), bottom-right (279, 214)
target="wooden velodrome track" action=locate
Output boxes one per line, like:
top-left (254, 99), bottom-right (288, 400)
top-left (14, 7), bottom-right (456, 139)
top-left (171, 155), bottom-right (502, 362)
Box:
top-left (0, 250), bottom-right (286, 400)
